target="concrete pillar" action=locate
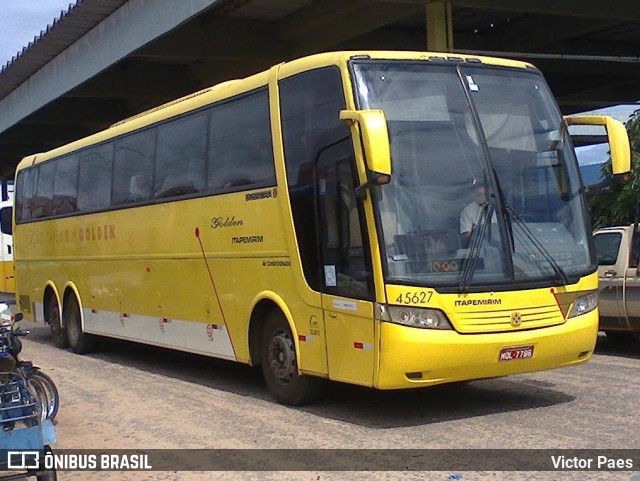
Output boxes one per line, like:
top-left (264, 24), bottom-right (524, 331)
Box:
top-left (426, 1), bottom-right (453, 52)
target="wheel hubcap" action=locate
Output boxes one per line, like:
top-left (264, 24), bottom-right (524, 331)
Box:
top-left (268, 329), bottom-right (296, 384)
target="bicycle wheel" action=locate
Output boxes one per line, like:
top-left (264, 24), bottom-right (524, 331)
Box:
top-left (27, 370), bottom-right (59, 421)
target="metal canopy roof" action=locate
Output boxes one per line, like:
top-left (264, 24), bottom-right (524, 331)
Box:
top-left (1, 0), bottom-right (640, 174)
top-left (0, 0), bottom-right (129, 102)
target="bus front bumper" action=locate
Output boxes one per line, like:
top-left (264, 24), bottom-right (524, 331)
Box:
top-left (375, 310), bottom-right (598, 389)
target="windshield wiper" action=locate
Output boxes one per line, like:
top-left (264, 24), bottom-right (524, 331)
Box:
top-left (493, 168), bottom-right (515, 253)
top-left (459, 202), bottom-right (492, 292)
top-left (505, 206), bottom-right (569, 285)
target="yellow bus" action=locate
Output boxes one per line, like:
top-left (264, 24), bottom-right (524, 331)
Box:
top-left (1, 51), bottom-right (630, 405)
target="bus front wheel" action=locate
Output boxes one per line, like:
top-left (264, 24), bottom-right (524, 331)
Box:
top-left (64, 295), bottom-right (97, 354)
top-left (260, 310), bottom-right (325, 406)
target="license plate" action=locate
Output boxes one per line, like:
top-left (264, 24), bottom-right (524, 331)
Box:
top-left (499, 345), bottom-right (534, 361)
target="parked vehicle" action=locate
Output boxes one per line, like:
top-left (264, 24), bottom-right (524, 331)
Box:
top-left (0, 304), bottom-right (59, 420)
top-left (0, 364), bottom-right (57, 480)
top-left (593, 224), bottom-right (640, 342)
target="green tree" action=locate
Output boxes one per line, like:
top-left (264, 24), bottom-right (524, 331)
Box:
top-left (588, 108), bottom-right (640, 229)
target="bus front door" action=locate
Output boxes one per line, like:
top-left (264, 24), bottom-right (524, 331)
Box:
top-left (316, 140), bottom-right (376, 387)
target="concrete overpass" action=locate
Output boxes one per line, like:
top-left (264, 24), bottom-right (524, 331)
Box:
top-left (1, 0), bottom-right (640, 176)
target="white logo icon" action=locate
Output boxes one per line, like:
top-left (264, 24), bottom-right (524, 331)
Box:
top-left (7, 451), bottom-right (40, 470)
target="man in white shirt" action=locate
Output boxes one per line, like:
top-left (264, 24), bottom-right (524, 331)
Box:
top-left (460, 183), bottom-right (496, 243)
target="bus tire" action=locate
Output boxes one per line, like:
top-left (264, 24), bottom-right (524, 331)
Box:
top-left (47, 298), bottom-right (68, 349)
top-left (64, 295), bottom-right (97, 354)
top-left (260, 310), bottom-right (325, 406)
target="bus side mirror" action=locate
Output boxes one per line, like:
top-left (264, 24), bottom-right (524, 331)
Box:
top-left (340, 109), bottom-right (392, 199)
top-left (339, 109), bottom-right (392, 176)
top-left (0, 206), bottom-right (12, 236)
top-left (565, 115), bottom-right (631, 175)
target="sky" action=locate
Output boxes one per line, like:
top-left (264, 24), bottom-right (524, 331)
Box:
top-left (0, 0), bottom-right (75, 67)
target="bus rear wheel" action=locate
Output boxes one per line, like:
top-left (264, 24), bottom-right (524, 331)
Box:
top-left (260, 311), bottom-right (325, 406)
top-left (47, 298), bottom-right (68, 349)
top-left (64, 295), bottom-right (97, 354)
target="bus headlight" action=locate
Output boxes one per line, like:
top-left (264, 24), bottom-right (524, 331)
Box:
top-left (567, 291), bottom-right (598, 319)
top-left (386, 306), bottom-right (453, 329)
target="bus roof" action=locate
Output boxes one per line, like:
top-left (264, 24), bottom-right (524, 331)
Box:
top-left (16, 50), bottom-right (536, 172)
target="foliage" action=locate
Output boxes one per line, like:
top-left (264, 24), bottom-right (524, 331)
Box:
top-left (588, 109), bottom-right (640, 229)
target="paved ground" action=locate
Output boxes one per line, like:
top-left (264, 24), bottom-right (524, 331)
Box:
top-left (7, 308), bottom-right (640, 481)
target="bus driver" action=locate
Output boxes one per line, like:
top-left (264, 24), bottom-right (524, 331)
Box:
top-left (460, 181), bottom-right (496, 243)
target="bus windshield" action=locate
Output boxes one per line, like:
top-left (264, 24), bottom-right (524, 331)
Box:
top-left (352, 61), bottom-right (593, 291)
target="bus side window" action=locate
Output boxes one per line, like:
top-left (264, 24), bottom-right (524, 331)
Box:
top-left (32, 162), bottom-right (55, 219)
top-left (208, 88), bottom-right (275, 194)
top-left (14, 170), bottom-right (28, 222)
top-left (52, 154), bottom-right (78, 215)
top-left (113, 129), bottom-right (156, 205)
top-left (280, 67), bottom-right (350, 293)
top-left (78, 143), bottom-right (113, 212)
top-left (155, 111), bottom-right (207, 199)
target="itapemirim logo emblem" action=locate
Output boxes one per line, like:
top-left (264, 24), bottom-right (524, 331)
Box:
top-left (511, 312), bottom-right (522, 327)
